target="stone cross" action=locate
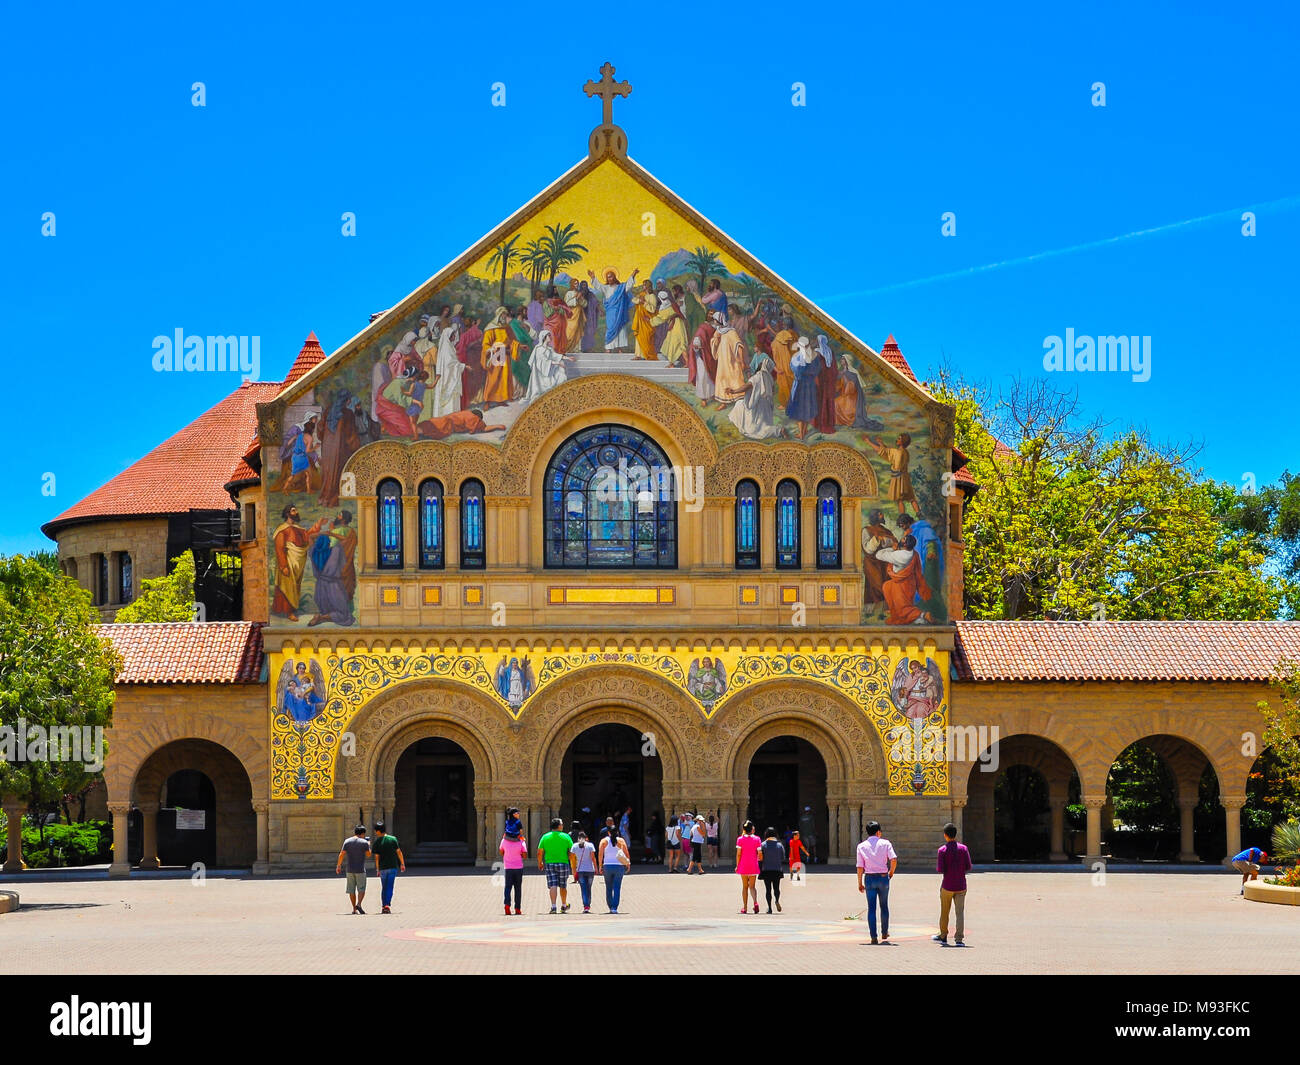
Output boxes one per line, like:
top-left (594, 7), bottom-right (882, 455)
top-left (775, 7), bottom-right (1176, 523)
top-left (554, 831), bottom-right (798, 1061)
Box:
top-left (584, 62), bottom-right (631, 128)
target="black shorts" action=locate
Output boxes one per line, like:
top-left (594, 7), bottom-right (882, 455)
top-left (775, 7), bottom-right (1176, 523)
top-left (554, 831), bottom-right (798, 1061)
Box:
top-left (667, 841), bottom-right (681, 850)
top-left (760, 869), bottom-right (784, 882)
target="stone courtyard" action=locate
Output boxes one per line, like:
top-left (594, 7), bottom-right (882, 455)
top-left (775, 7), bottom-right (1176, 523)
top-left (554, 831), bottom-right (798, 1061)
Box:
top-left (3, 867), bottom-right (1296, 975)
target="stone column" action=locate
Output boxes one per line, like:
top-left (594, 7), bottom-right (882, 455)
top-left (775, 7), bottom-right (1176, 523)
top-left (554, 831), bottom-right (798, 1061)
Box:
top-left (1048, 798), bottom-right (1067, 862)
top-left (252, 801), bottom-right (270, 875)
top-left (137, 803), bottom-right (160, 870)
top-left (827, 804), bottom-right (841, 862)
top-left (950, 798), bottom-right (966, 842)
top-left (1082, 795), bottom-right (1107, 866)
top-left (1222, 795), bottom-right (1246, 862)
top-left (2, 797), bottom-right (26, 873)
top-left (1177, 797), bottom-right (1199, 863)
top-left (107, 801), bottom-right (132, 878)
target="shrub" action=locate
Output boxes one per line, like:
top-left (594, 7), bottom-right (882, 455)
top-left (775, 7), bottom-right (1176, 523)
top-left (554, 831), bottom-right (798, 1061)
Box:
top-left (0, 821), bottom-right (112, 867)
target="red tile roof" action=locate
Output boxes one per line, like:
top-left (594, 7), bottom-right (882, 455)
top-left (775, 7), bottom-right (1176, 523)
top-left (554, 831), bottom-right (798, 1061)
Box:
top-left (953, 620), bottom-right (1300, 682)
top-left (43, 381), bottom-right (282, 536)
top-left (280, 332), bottom-right (326, 392)
top-left (878, 334), bottom-right (920, 384)
top-left (105, 622), bottom-right (265, 684)
top-left (953, 465), bottom-right (977, 487)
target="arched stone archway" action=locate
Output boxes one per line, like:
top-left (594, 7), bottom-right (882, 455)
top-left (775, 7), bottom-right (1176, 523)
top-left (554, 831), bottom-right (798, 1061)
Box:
top-left (713, 681), bottom-right (885, 860)
top-left (334, 680), bottom-right (514, 863)
top-left (961, 734), bottom-right (1082, 863)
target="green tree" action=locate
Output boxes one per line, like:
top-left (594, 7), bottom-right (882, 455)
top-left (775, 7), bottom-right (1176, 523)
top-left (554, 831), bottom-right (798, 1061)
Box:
top-left (115, 551), bottom-right (197, 623)
top-left (539, 222), bottom-right (588, 288)
top-left (684, 245), bottom-right (723, 295)
top-left (521, 237), bottom-right (548, 296)
top-left (485, 234), bottom-right (521, 309)
top-left (1257, 660), bottom-right (1300, 823)
top-left (0, 555), bottom-right (120, 841)
top-left (931, 372), bottom-right (1291, 621)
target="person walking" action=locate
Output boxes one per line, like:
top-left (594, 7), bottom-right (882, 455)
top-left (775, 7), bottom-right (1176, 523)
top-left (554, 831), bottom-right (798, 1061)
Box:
top-left (336, 824), bottom-right (371, 915)
top-left (569, 830), bottom-right (598, 913)
top-left (798, 806), bottom-right (818, 864)
top-left (679, 811), bottom-right (694, 869)
top-left (856, 821), bottom-right (897, 944)
top-left (537, 817), bottom-right (574, 914)
top-left (932, 822), bottom-right (972, 946)
top-left (687, 815), bottom-right (708, 875)
top-left (1231, 845), bottom-right (1269, 895)
top-left (598, 827), bottom-right (631, 913)
top-left (788, 830), bottom-right (808, 881)
top-left (665, 816), bottom-right (682, 872)
top-left (371, 821), bottom-right (405, 915)
top-left (620, 806), bottom-right (633, 856)
top-left (736, 820), bottom-right (762, 914)
top-left (499, 820), bottom-right (527, 915)
top-left (759, 826), bottom-right (786, 913)
top-left (705, 813), bottom-right (720, 868)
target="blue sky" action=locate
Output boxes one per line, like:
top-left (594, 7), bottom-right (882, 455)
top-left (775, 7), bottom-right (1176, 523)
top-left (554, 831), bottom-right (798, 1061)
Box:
top-left (2, 1), bottom-right (1296, 554)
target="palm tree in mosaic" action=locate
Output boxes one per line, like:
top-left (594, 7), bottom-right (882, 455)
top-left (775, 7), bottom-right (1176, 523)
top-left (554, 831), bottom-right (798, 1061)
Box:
top-left (522, 237), bottom-right (548, 296)
top-left (684, 245), bottom-right (724, 296)
top-left (540, 222), bottom-right (588, 288)
top-left (486, 234), bottom-right (522, 308)
top-left (738, 273), bottom-right (774, 312)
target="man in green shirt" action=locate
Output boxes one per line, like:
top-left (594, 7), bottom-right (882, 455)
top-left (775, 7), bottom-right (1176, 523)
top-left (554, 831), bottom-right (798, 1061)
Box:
top-left (371, 821), bottom-right (405, 914)
top-left (537, 817), bottom-right (574, 914)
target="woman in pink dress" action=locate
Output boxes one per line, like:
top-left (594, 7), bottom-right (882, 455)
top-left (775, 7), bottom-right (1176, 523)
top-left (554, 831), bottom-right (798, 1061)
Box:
top-left (735, 820), bottom-right (762, 914)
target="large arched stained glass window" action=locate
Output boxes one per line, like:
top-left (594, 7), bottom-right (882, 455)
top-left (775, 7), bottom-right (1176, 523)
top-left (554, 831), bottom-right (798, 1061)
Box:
top-left (378, 478), bottom-right (403, 569)
top-left (775, 479), bottom-right (800, 569)
top-left (735, 480), bottom-right (760, 569)
top-left (418, 479), bottom-right (444, 569)
top-left (544, 424), bottom-right (677, 569)
top-left (816, 479), bottom-right (842, 569)
top-left (460, 479), bottom-right (486, 569)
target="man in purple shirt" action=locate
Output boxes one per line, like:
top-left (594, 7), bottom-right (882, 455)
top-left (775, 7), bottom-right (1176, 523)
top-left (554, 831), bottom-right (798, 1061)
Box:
top-left (932, 822), bottom-right (972, 946)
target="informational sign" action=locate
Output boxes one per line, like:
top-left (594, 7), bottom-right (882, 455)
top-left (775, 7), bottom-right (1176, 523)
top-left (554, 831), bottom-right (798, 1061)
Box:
top-left (174, 809), bottom-right (206, 831)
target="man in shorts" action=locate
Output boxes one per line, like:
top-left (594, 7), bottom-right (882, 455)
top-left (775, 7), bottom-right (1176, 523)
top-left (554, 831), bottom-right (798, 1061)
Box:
top-left (537, 817), bottom-right (574, 913)
top-left (335, 824), bottom-right (371, 914)
top-left (1231, 846), bottom-right (1268, 894)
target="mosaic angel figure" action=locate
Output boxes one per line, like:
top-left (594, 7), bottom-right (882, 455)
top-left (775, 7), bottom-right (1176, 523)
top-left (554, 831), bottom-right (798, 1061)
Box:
top-left (495, 656), bottom-right (536, 709)
top-left (278, 659), bottom-right (326, 724)
top-left (687, 656), bottom-right (728, 704)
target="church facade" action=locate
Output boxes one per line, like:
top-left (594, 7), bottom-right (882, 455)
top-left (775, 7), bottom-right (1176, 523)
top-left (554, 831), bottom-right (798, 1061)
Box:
top-left (35, 70), bottom-right (1300, 877)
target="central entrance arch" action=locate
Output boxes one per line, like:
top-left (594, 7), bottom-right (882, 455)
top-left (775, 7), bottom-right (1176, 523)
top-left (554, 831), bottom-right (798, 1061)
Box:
top-left (393, 738), bottom-right (476, 865)
top-left (747, 736), bottom-right (828, 860)
top-left (560, 723), bottom-right (663, 856)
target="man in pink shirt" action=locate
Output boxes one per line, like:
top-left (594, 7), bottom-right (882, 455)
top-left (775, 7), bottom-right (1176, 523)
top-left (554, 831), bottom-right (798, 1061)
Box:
top-left (855, 821), bottom-right (898, 945)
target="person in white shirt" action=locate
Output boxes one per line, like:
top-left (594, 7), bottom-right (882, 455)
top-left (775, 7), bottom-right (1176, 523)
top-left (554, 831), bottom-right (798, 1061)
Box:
top-left (665, 817), bottom-right (683, 872)
top-left (855, 821), bottom-right (898, 945)
top-left (686, 816), bottom-right (708, 875)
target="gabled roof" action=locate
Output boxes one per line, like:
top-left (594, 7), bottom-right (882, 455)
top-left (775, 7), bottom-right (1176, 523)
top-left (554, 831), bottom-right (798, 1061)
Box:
top-left (42, 381), bottom-right (283, 538)
top-left (274, 148), bottom-right (942, 422)
top-left (105, 622), bottom-right (265, 684)
top-left (953, 620), bottom-right (1300, 682)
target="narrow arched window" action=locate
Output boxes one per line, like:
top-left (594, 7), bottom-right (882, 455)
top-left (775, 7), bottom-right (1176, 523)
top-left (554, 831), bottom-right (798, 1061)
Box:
top-left (118, 552), bottom-right (133, 603)
top-left (418, 479), bottom-right (444, 569)
top-left (378, 478), bottom-right (403, 569)
top-left (735, 480), bottom-right (760, 569)
top-left (816, 480), bottom-right (841, 569)
top-left (460, 479), bottom-right (485, 569)
top-left (775, 479), bottom-right (800, 569)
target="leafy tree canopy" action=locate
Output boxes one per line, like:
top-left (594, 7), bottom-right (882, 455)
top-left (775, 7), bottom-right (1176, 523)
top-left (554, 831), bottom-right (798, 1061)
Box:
top-left (115, 551), bottom-right (196, 623)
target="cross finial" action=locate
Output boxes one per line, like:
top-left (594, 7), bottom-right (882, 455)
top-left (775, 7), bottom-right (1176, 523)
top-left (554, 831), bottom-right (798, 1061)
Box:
top-left (583, 62), bottom-right (631, 158)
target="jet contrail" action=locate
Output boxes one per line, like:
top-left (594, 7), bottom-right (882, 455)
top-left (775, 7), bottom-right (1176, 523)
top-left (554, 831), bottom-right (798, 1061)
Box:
top-left (817, 194), bottom-right (1300, 302)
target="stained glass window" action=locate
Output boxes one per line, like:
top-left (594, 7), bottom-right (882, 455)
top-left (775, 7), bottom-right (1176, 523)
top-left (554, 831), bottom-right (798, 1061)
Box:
top-left (118, 552), bottom-right (133, 604)
top-left (418, 479), bottom-right (444, 569)
top-left (543, 424), bottom-right (677, 569)
top-left (735, 480), bottom-right (760, 569)
top-left (816, 480), bottom-right (841, 569)
top-left (775, 479), bottom-right (800, 569)
top-left (460, 479), bottom-right (485, 569)
top-left (378, 478), bottom-right (403, 569)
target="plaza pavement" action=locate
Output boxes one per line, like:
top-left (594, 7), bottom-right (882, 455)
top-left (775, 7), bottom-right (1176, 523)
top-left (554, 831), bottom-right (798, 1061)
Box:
top-left (1, 865), bottom-right (1297, 975)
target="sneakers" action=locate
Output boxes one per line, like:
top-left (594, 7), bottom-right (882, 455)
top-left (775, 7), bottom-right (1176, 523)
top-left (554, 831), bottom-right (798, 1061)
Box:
top-left (356, 906), bottom-right (365, 915)
top-left (561, 904), bottom-right (571, 913)
top-left (932, 934), bottom-right (947, 944)
top-left (870, 937), bottom-right (879, 945)
top-left (514, 907), bottom-right (522, 915)
top-left (583, 906), bottom-right (590, 914)
top-left (549, 906), bottom-right (557, 914)
top-left (954, 940), bottom-right (966, 947)
top-left (381, 906), bottom-right (391, 914)
top-left (504, 904), bottom-right (512, 916)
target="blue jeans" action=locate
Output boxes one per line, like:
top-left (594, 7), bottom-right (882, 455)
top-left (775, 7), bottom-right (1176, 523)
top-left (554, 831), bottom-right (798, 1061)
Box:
top-left (575, 871), bottom-right (595, 909)
top-left (380, 868), bottom-right (398, 907)
top-left (863, 874), bottom-right (890, 938)
top-left (603, 866), bottom-right (625, 911)
top-left (503, 868), bottom-right (523, 909)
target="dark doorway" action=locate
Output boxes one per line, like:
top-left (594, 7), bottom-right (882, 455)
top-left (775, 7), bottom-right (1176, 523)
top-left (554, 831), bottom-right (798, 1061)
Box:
top-left (747, 736), bottom-right (828, 858)
top-left (158, 769), bottom-right (217, 867)
top-left (561, 723), bottom-right (662, 857)
top-left (395, 738), bottom-right (475, 865)
top-left (992, 765), bottom-right (1051, 860)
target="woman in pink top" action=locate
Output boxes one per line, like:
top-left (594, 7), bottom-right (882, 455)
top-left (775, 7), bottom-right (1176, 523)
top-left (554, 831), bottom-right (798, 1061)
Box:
top-left (735, 820), bottom-right (762, 914)
top-left (499, 831), bottom-right (528, 915)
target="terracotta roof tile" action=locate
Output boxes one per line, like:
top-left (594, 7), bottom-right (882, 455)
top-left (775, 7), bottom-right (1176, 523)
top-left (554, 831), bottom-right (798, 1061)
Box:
top-left (105, 622), bottom-right (265, 684)
top-left (280, 333), bottom-right (327, 393)
top-left (878, 334), bottom-right (919, 384)
top-left (953, 620), bottom-right (1300, 682)
top-left (43, 381), bottom-right (282, 536)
